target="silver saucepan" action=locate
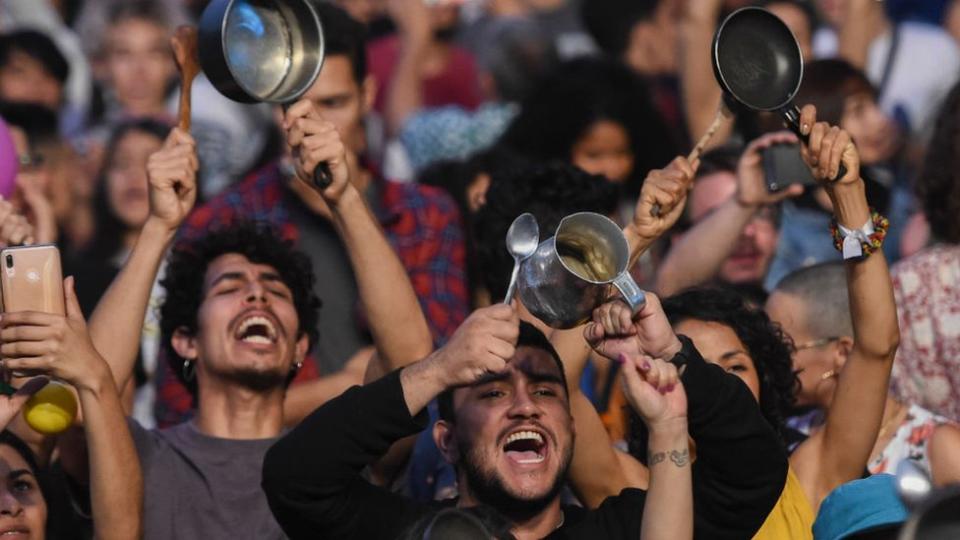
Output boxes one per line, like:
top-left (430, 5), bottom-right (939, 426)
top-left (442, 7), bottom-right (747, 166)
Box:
top-left (198, 0), bottom-right (332, 187)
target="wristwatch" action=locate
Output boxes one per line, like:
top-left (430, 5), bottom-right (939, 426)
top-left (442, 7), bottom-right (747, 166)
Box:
top-left (668, 335), bottom-right (696, 374)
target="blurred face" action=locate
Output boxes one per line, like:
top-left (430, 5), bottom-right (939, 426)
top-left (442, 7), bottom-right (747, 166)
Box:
top-left (438, 347), bottom-right (573, 513)
top-left (8, 127), bottom-right (53, 213)
top-left (105, 18), bottom-right (175, 114)
top-left (333, 0), bottom-right (386, 24)
top-left (841, 93), bottom-right (898, 164)
top-left (176, 254), bottom-right (307, 393)
top-left (0, 51), bottom-right (62, 110)
top-left (106, 130), bottom-right (163, 229)
top-left (816, 0), bottom-right (845, 28)
top-left (298, 55), bottom-right (373, 158)
top-left (765, 292), bottom-right (837, 408)
top-left (571, 120), bottom-right (634, 183)
top-left (0, 445), bottom-right (46, 540)
top-left (688, 172), bottom-right (778, 285)
top-left (429, 2), bottom-right (461, 34)
top-left (673, 319), bottom-right (761, 402)
top-left (767, 3), bottom-right (812, 61)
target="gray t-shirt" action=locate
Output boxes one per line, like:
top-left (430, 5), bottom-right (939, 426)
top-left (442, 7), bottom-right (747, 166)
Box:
top-left (129, 419), bottom-right (285, 540)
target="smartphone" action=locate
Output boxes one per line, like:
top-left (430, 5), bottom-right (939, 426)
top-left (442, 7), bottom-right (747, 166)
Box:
top-left (762, 143), bottom-right (817, 192)
top-left (0, 244), bottom-right (65, 316)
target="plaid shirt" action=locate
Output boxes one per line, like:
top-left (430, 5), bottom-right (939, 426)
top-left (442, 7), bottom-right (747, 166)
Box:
top-left (154, 162), bottom-right (469, 426)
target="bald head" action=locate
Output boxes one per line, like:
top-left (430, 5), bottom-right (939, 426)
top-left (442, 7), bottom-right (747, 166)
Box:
top-left (772, 262), bottom-right (853, 339)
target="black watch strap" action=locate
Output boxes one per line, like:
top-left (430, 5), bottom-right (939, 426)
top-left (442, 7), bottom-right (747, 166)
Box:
top-left (668, 335), bottom-right (695, 371)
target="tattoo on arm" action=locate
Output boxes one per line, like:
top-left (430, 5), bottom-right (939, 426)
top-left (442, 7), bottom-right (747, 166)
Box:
top-left (648, 448), bottom-right (690, 468)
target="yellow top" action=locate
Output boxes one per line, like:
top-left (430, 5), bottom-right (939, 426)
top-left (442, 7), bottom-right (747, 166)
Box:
top-left (753, 466), bottom-right (815, 540)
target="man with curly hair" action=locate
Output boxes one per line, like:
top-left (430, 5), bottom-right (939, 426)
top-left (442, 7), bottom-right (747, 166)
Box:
top-left (62, 96), bottom-right (432, 536)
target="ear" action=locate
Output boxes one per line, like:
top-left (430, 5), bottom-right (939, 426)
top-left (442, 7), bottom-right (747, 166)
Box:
top-left (833, 336), bottom-right (854, 372)
top-left (360, 74), bottom-right (377, 115)
top-left (433, 420), bottom-right (459, 465)
top-left (295, 333), bottom-right (310, 365)
top-left (466, 173), bottom-right (491, 213)
top-left (171, 326), bottom-right (198, 361)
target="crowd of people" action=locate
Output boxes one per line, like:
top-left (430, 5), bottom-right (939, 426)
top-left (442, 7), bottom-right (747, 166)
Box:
top-left (0, 0), bottom-right (959, 538)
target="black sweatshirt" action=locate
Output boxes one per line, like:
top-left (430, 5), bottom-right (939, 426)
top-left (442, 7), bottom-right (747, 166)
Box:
top-left (262, 337), bottom-right (787, 539)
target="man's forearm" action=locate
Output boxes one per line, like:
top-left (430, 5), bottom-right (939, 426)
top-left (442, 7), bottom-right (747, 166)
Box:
top-left (88, 219), bottom-right (173, 390)
top-left (331, 185), bottom-right (433, 380)
top-left (399, 356), bottom-right (447, 417)
top-left (78, 368), bottom-right (143, 540)
top-left (655, 198), bottom-right (754, 295)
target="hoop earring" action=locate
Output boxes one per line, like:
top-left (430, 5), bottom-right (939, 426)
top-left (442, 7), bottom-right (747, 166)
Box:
top-left (182, 359), bottom-right (196, 382)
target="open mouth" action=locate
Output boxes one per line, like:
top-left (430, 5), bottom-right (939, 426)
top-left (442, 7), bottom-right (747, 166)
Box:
top-left (234, 315), bottom-right (278, 345)
top-left (503, 430), bottom-right (547, 465)
top-left (0, 528), bottom-right (30, 538)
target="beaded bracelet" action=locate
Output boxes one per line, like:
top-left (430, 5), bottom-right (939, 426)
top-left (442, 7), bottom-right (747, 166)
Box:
top-left (829, 209), bottom-right (889, 260)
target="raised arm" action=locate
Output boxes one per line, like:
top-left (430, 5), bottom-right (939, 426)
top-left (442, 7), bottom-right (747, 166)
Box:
top-left (792, 105), bottom-right (900, 510)
top-left (655, 132), bottom-right (803, 295)
top-left (624, 156), bottom-right (698, 268)
top-left (383, 0), bottom-right (431, 137)
top-left (678, 0), bottom-right (733, 152)
top-left (87, 128), bottom-right (198, 391)
top-left (1, 278), bottom-right (143, 539)
top-left (284, 99), bottom-right (433, 382)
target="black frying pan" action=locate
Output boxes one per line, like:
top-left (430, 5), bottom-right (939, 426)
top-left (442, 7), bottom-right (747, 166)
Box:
top-left (713, 7), bottom-right (846, 180)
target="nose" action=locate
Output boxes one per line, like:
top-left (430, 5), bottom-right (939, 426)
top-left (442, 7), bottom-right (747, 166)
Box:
top-left (0, 489), bottom-right (23, 517)
top-left (506, 389), bottom-right (541, 419)
top-left (243, 280), bottom-right (268, 305)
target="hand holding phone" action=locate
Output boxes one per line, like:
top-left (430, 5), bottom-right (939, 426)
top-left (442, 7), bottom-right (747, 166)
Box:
top-left (762, 143), bottom-right (817, 192)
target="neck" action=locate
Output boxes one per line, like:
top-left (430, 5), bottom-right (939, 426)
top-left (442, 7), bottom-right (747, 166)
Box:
top-left (193, 380), bottom-right (285, 439)
top-left (457, 487), bottom-right (564, 539)
top-left (122, 98), bottom-right (166, 118)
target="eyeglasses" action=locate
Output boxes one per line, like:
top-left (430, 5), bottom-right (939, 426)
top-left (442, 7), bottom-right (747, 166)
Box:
top-left (794, 337), bottom-right (839, 351)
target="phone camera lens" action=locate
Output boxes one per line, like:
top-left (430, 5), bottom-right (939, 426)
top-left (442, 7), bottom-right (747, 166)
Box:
top-left (4, 255), bottom-right (11, 269)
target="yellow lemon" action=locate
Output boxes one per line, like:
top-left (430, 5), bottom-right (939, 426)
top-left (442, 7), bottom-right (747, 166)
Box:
top-left (24, 382), bottom-right (77, 435)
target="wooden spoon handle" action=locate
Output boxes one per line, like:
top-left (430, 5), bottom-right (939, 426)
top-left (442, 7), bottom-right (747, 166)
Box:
top-left (171, 26), bottom-right (200, 131)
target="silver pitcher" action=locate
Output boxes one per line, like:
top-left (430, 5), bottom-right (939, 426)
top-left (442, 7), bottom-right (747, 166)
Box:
top-left (516, 212), bottom-right (646, 329)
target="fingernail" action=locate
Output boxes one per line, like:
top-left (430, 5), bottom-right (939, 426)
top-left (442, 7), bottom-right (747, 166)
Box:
top-left (641, 361), bottom-right (651, 371)
top-left (801, 123), bottom-right (809, 134)
top-left (616, 353), bottom-right (627, 364)
top-left (666, 384), bottom-right (675, 392)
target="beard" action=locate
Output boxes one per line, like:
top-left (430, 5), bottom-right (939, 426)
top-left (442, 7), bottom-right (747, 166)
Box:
top-left (213, 364), bottom-right (291, 393)
top-left (457, 434), bottom-right (573, 521)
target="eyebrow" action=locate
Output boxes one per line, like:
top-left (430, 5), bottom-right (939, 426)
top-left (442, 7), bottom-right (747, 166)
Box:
top-left (718, 350), bottom-right (749, 362)
top-left (9, 469), bottom-right (34, 480)
top-left (472, 369), bottom-right (564, 387)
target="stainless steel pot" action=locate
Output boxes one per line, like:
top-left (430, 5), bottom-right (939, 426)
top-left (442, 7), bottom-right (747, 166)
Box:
top-left (517, 212), bottom-right (646, 329)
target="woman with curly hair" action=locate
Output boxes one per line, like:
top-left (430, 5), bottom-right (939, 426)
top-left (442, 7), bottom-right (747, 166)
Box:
top-left (564, 109), bottom-right (900, 539)
top-left (888, 80), bottom-right (960, 422)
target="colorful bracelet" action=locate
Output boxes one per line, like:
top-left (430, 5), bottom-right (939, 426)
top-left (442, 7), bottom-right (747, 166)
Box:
top-left (829, 209), bottom-right (889, 260)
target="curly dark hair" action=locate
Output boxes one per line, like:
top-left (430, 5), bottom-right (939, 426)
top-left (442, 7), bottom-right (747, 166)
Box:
top-left (472, 162), bottom-right (619, 301)
top-left (498, 58), bottom-right (677, 195)
top-left (159, 221), bottom-right (321, 396)
top-left (626, 287), bottom-right (798, 457)
top-left (917, 79), bottom-right (960, 244)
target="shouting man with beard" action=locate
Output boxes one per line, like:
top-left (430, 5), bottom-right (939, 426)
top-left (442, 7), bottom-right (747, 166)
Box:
top-left (262, 299), bottom-right (705, 539)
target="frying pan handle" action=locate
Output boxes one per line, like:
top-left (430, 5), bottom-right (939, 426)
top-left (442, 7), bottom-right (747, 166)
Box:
top-left (782, 106), bottom-right (848, 182)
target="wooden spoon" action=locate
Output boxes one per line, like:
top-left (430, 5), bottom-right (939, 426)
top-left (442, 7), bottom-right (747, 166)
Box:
top-left (171, 26), bottom-right (200, 131)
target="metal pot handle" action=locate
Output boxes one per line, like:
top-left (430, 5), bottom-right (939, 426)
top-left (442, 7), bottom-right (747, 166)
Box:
top-left (612, 272), bottom-right (646, 314)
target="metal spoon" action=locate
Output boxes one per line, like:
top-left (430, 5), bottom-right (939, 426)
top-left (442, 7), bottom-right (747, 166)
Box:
top-left (503, 213), bottom-right (539, 305)
top-left (896, 459), bottom-right (933, 510)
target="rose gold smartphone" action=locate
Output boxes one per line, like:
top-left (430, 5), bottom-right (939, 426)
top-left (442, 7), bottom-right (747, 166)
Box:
top-left (0, 244), bottom-right (65, 316)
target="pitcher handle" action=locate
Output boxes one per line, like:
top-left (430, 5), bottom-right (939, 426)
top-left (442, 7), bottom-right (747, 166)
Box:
top-left (612, 272), bottom-right (647, 314)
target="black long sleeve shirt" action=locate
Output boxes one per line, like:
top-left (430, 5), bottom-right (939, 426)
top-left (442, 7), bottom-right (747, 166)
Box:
top-left (262, 337), bottom-right (787, 539)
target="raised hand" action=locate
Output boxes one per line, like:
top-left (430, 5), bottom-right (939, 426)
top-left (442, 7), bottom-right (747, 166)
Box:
top-left (798, 104), bottom-right (860, 186)
top-left (146, 127), bottom-right (199, 234)
top-left (620, 353), bottom-right (687, 428)
top-left (0, 277), bottom-right (111, 393)
top-left (425, 304), bottom-right (520, 389)
top-left (631, 156), bottom-right (698, 244)
top-left (15, 173), bottom-right (55, 244)
top-left (0, 196), bottom-right (34, 247)
top-left (584, 294), bottom-right (682, 364)
top-left (283, 100), bottom-right (351, 204)
top-left (736, 131), bottom-right (805, 206)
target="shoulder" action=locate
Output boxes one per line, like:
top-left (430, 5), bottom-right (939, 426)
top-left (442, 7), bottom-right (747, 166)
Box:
top-left (382, 179), bottom-right (460, 222)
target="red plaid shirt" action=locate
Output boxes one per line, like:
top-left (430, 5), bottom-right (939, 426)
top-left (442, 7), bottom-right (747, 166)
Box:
top-left (154, 162), bottom-right (469, 426)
